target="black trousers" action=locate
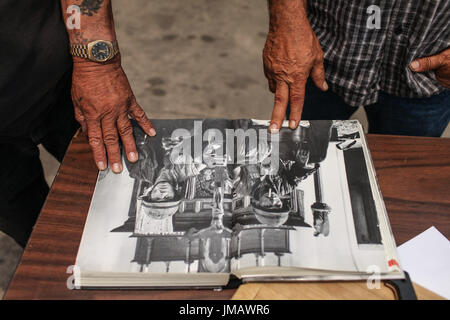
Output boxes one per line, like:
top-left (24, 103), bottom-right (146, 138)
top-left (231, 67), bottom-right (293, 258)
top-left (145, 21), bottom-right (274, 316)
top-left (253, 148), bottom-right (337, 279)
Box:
top-left (0, 73), bottom-right (79, 247)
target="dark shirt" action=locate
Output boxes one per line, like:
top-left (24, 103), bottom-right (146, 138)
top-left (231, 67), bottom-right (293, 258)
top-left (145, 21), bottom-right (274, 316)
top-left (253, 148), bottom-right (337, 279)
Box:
top-left (0, 0), bottom-right (72, 138)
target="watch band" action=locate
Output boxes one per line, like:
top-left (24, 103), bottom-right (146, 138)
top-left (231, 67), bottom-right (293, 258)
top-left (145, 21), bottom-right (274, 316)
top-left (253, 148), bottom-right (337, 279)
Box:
top-left (70, 40), bottom-right (119, 61)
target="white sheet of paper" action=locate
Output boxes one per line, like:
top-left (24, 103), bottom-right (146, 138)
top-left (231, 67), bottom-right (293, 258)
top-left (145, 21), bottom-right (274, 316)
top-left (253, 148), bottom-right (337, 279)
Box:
top-left (398, 226), bottom-right (450, 299)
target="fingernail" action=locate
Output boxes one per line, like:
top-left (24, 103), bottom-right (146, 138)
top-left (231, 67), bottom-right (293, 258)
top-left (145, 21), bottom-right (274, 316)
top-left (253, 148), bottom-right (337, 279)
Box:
top-left (323, 82), bottom-right (329, 91)
top-left (97, 161), bottom-right (106, 171)
top-left (129, 152), bottom-right (138, 162)
top-left (149, 128), bottom-right (156, 136)
top-left (410, 61), bottom-right (419, 70)
top-left (112, 163), bottom-right (122, 173)
top-left (269, 123), bottom-right (279, 133)
top-left (290, 120), bottom-right (297, 129)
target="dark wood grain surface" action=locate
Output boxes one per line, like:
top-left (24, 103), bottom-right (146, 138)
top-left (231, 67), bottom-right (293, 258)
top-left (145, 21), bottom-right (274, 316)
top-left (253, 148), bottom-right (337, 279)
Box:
top-left (5, 133), bottom-right (450, 300)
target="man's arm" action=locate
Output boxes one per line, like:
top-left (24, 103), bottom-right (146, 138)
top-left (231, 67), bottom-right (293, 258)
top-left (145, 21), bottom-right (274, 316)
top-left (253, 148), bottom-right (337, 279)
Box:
top-left (263, 0), bottom-right (328, 132)
top-left (61, 0), bottom-right (156, 173)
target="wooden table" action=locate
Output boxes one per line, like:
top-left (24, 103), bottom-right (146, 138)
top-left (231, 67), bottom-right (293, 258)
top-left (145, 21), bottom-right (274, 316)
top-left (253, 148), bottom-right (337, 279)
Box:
top-left (5, 133), bottom-right (450, 300)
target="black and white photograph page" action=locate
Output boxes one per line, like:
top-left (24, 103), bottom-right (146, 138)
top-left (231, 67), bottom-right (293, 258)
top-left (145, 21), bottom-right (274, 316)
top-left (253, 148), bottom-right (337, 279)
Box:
top-left (231, 120), bottom-right (401, 280)
top-left (75, 119), bottom-right (402, 288)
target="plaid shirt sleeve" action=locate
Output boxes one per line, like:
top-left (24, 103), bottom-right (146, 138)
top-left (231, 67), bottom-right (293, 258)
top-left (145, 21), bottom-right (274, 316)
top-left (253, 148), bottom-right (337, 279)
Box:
top-left (307, 0), bottom-right (450, 107)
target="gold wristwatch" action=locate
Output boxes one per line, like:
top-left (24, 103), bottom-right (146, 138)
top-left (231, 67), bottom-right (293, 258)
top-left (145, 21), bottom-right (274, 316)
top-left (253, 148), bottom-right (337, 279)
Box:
top-left (70, 40), bottom-right (119, 63)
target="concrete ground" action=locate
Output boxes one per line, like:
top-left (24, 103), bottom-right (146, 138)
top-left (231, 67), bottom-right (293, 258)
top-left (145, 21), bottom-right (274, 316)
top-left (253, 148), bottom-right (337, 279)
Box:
top-left (1, 0), bottom-right (449, 299)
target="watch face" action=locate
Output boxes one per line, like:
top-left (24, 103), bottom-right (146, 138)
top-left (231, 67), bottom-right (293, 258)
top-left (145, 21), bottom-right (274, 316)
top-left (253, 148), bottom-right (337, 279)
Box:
top-left (91, 41), bottom-right (111, 61)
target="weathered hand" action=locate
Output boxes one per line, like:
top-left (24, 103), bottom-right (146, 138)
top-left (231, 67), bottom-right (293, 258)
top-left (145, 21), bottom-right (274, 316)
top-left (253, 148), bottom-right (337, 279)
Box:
top-left (264, 1), bottom-right (328, 132)
top-left (410, 48), bottom-right (450, 89)
top-left (71, 57), bottom-right (156, 173)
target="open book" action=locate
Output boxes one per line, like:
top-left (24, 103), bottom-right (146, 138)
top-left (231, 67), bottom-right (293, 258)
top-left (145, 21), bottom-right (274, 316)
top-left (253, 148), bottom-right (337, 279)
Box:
top-left (74, 119), bottom-right (404, 289)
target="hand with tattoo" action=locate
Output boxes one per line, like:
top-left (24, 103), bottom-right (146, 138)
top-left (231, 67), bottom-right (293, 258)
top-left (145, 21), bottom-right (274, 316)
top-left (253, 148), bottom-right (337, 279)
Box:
top-left (264, 0), bottom-right (328, 132)
top-left (62, 0), bottom-right (155, 173)
top-left (72, 56), bottom-right (156, 173)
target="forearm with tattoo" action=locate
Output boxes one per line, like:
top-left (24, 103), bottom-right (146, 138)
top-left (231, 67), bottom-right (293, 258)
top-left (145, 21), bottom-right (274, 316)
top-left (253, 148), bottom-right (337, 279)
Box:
top-left (60, 0), bottom-right (156, 174)
top-left (62, 0), bottom-right (116, 50)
